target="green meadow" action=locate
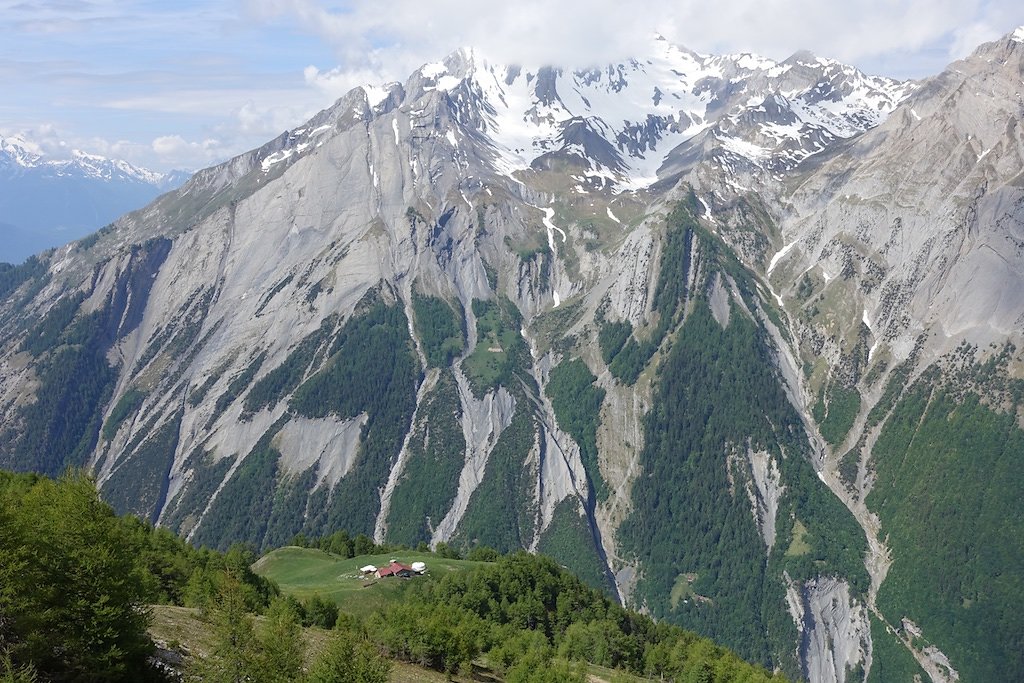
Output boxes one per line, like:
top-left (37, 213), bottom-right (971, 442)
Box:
top-left (253, 547), bottom-right (487, 616)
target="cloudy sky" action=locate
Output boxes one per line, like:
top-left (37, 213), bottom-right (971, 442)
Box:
top-left (2, 0), bottom-right (1022, 172)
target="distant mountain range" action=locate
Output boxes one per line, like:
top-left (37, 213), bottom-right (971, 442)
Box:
top-left (0, 136), bottom-right (189, 263)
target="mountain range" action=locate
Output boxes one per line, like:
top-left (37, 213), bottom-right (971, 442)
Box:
top-left (1, 26), bottom-right (1022, 683)
top-left (0, 135), bottom-right (189, 264)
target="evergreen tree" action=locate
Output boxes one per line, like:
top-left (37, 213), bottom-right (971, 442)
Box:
top-left (302, 594), bottom-right (339, 629)
top-left (186, 574), bottom-right (259, 683)
top-left (0, 652), bottom-right (37, 683)
top-left (306, 630), bottom-right (390, 683)
top-left (257, 598), bottom-right (304, 683)
top-left (0, 471), bottom-right (154, 682)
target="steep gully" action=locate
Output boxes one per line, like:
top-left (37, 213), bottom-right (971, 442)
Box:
top-left (762, 258), bottom-right (957, 682)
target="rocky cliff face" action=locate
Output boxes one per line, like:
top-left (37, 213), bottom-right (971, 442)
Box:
top-left (1, 30), bottom-right (1023, 683)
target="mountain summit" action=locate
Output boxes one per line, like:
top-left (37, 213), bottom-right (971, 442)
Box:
top-left (1, 29), bottom-right (1022, 683)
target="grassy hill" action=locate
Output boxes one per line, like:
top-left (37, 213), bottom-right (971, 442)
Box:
top-left (252, 547), bottom-right (487, 617)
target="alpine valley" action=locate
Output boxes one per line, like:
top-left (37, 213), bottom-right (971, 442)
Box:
top-left (1, 27), bottom-right (1023, 683)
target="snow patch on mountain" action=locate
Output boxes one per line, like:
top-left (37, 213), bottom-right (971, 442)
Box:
top-left (769, 238), bottom-right (800, 274)
top-left (362, 84), bottom-right (392, 108)
top-left (397, 38), bottom-right (915, 190)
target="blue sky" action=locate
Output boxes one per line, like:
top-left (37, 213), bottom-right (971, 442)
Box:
top-left (3, 0), bottom-right (1022, 172)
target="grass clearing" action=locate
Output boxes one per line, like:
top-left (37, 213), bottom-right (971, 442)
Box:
top-left (669, 573), bottom-right (697, 609)
top-left (785, 519), bottom-right (812, 557)
top-left (587, 662), bottom-right (652, 682)
top-left (462, 298), bottom-right (523, 394)
top-left (253, 547), bottom-right (485, 617)
top-left (149, 605), bottom-right (217, 657)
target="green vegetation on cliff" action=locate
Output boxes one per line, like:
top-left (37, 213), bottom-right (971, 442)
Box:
top-left (545, 358), bottom-right (607, 500)
top-left (603, 197), bottom-right (699, 384)
top-left (535, 498), bottom-right (611, 592)
top-left (242, 315), bottom-right (338, 416)
top-left (463, 297), bottom-right (530, 396)
top-left (385, 369), bottom-right (466, 546)
top-left (868, 373), bottom-right (1024, 682)
top-left (294, 296), bottom-right (421, 538)
top-left (454, 401), bottom-right (538, 553)
top-left (413, 293), bottom-right (465, 367)
top-left (0, 298), bottom-right (119, 475)
top-left (813, 383), bottom-right (861, 448)
top-left (867, 614), bottom-right (926, 682)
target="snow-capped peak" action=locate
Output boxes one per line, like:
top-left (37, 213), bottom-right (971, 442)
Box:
top-left (0, 135), bottom-right (44, 167)
top-left (396, 35), bottom-right (914, 189)
top-left (0, 134), bottom-right (177, 187)
top-left (64, 149), bottom-right (164, 184)
top-left (1012, 25), bottom-right (1024, 43)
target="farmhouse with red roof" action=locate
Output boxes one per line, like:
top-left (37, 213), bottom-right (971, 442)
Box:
top-left (375, 560), bottom-right (417, 578)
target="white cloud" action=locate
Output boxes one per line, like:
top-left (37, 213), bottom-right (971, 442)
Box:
top-left (234, 100), bottom-right (313, 137)
top-left (949, 21), bottom-right (1005, 60)
top-left (151, 134), bottom-right (225, 167)
top-left (303, 64), bottom-right (389, 100)
top-left (248, 0), bottom-right (1024, 79)
top-left (8, 123), bottom-right (67, 157)
top-left (0, 122), bottom-right (147, 163)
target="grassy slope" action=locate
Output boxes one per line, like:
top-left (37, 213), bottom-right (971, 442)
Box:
top-left (252, 547), bottom-right (484, 617)
top-left (149, 605), bottom-right (470, 683)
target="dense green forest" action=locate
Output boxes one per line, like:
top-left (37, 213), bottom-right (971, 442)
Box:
top-left (453, 399), bottom-right (539, 552)
top-left (454, 296), bottom-right (542, 552)
top-left (0, 256), bottom-right (47, 304)
top-left (384, 369), bottom-right (466, 546)
top-left (366, 551), bottom-right (786, 683)
top-left (867, 374), bottom-right (1024, 682)
top-left (412, 293), bottom-right (465, 367)
top-left (601, 200), bottom-right (695, 385)
top-left (866, 615), bottom-right (925, 682)
top-left (1, 470), bottom-right (786, 683)
top-left (812, 383), bottom-right (860, 448)
top-left (0, 239), bottom-right (170, 477)
top-left (545, 358), bottom-right (607, 500)
top-left (535, 498), bottom-right (612, 592)
top-left (618, 207), bottom-right (868, 677)
top-left (463, 297), bottom-right (530, 396)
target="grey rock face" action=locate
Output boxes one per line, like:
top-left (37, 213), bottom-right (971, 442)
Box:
top-left (787, 575), bottom-right (871, 683)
